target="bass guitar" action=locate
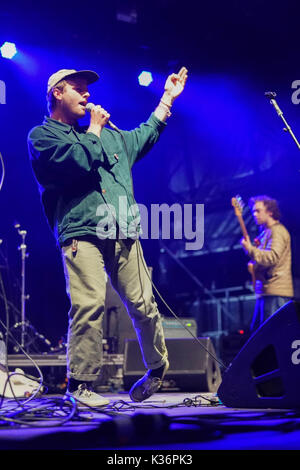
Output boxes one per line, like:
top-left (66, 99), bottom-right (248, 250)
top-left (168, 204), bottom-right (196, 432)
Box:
top-left (231, 195), bottom-right (257, 291)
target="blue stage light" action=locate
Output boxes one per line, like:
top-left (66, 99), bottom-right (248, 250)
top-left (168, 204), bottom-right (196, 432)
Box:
top-left (138, 71), bottom-right (153, 87)
top-left (0, 42), bottom-right (18, 59)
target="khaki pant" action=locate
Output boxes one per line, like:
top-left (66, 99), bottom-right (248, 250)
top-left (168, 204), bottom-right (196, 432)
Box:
top-left (61, 237), bottom-right (168, 381)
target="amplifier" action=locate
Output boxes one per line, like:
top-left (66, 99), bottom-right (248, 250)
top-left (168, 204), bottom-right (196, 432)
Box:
top-left (162, 317), bottom-right (197, 338)
top-left (7, 353), bottom-right (124, 368)
top-left (123, 337), bottom-right (221, 392)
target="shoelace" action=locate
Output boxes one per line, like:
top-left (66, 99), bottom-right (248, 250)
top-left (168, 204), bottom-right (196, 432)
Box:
top-left (78, 384), bottom-right (93, 396)
top-left (142, 377), bottom-right (162, 396)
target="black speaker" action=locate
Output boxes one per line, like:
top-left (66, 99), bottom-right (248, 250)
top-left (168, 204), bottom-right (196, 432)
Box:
top-left (218, 300), bottom-right (300, 409)
top-left (123, 337), bottom-right (222, 392)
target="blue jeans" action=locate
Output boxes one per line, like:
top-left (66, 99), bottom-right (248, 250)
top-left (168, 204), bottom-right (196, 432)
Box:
top-left (250, 295), bottom-right (291, 332)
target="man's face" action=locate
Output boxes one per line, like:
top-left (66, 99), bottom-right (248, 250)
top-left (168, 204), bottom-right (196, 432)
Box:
top-left (54, 78), bottom-right (90, 122)
top-left (252, 201), bottom-right (272, 226)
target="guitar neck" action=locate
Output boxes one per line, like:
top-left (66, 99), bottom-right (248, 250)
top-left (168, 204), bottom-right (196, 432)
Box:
top-left (236, 214), bottom-right (249, 239)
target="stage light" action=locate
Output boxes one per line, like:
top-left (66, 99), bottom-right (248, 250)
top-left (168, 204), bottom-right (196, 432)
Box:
top-left (0, 42), bottom-right (17, 59)
top-left (138, 71), bottom-right (153, 87)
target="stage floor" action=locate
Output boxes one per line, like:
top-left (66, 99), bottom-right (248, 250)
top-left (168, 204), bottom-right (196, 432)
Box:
top-left (0, 391), bottom-right (300, 453)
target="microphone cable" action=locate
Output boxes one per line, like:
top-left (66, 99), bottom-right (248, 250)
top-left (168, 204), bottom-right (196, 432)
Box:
top-left (112, 122), bottom-right (227, 371)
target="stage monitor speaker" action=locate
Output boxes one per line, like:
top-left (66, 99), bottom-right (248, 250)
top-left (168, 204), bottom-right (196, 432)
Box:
top-left (217, 300), bottom-right (300, 409)
top-left (123, 337), bottom-right (221, 393)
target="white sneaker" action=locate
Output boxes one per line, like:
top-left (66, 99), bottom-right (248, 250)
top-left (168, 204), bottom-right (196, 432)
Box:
top-left (66, 383), bottom-right (110, 408)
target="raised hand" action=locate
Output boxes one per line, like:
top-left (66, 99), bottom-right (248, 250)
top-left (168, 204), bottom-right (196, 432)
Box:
top-left (154, 66), bottom-right (188, 121)
top-left (164, 67), bottom-right (188, 100)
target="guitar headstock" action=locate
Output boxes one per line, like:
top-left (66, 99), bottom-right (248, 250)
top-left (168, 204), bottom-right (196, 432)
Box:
top-left (231, 195), bottom-right (244, 217)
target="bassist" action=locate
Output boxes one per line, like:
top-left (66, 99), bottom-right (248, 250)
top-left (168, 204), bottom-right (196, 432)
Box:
top-left (240, 195), bottom-right (294, 332)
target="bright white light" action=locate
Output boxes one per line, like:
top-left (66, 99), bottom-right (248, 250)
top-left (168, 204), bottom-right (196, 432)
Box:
top-left (138, 71), bottom-right (153, 87)
top-left (0, 42), bottom-right (17, 59)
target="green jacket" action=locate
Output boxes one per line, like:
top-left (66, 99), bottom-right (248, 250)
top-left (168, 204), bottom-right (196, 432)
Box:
top-left (28, 113), bottom-right (166, 245)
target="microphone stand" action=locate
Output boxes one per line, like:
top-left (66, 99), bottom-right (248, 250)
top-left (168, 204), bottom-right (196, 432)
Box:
top-left (265, 91), bottom-right (300, 151)
top-left (15, 224), bottom-right (30, 349)
top-left (11, 224), bottom-right (53, 353)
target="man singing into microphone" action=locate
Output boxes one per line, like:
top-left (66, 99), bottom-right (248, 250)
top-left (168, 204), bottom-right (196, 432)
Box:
top-left (27, 67), bottom-right (188, 407)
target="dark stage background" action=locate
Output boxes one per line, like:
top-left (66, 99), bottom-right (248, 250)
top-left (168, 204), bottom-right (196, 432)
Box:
top-left (0, 1), bottom-right (300, 354)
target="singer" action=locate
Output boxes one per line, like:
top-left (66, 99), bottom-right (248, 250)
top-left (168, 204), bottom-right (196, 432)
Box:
top-left (27, 67), bottom-right (188, 407)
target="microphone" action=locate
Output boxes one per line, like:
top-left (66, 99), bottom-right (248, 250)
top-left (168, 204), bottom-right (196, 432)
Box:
top-left (264, 91), bottom-right (277, 99)
top-left (85, 103), bottom-right (119, 131)
top-left (264, 91), bottom-right (282, 116)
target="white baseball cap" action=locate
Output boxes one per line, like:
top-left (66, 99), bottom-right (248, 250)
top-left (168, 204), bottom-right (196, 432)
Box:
top-left (47, 69), bottom-right (99, 94)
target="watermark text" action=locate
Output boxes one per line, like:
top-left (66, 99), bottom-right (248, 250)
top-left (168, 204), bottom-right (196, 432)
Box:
top-left (0, 80), bottom-right (6, 104)
top-left (96, 197), bottom-right (204, 251)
